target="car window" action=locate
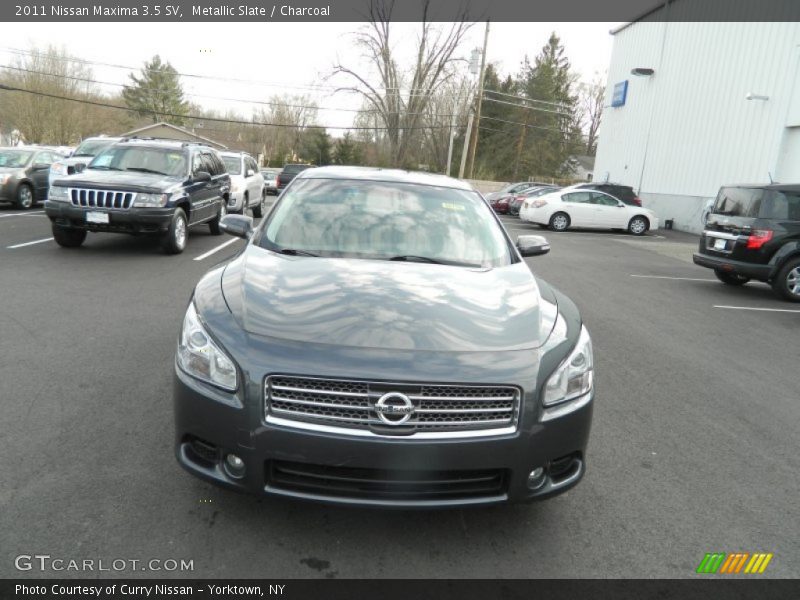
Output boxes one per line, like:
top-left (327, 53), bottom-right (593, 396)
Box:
top-left (261, 178), bottom-right (512, 267)
top-left (222, 156), bottom-right (242, 175)
top-left (760, 191), bottom-right (800, 221)
top-left (35, 152), bottom-right (55, 165)
top-left (591, 193), bottom-right (620, 207)
top-left (200, 153), bottom-right (217, 175)
top-left (563, 192), bottom-right (592, 204)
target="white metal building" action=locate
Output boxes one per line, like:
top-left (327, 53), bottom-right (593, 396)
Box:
top-left (594, 18), bottom-right (800, 233)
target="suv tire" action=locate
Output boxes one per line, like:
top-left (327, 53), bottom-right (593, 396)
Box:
top-left (209, 202), bottom-right (226, 235)
top-left (252, 192), bottom-right (267, 218)
top-left (161, 208), bottom-right (188, 255)
top-left (16, 183), bottom-right (34, 209)
top-left (772, 257), bottom-right (800, 302)
top-left (714, 269), bottom-right (750, 286)
top-left (52, 225), bottom-right (86, 248)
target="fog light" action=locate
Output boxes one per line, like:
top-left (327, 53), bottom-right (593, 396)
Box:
top-left (224, 453), bottom-right (245, 478)
top-left (527, 467), bottom-right (546, 490)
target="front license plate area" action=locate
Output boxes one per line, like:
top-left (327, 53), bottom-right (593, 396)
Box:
top-left (86, 211), bottom-right (109, 224)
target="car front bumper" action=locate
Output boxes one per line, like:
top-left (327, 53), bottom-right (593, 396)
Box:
top-left (44, 200), bottom-right (174, 234)
top-left (173, 364), bottom-right (593, 509)
top-left (692, 252), bottom-right (773, 281)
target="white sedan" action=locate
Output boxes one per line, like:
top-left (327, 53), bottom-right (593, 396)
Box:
top-left (519, 188), bottom-right (659, 235)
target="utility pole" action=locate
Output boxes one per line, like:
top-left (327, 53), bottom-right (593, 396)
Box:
top-left (458, 111), bottom-right (474, 179)
top-left (466, 20), bottom-right (490, 179)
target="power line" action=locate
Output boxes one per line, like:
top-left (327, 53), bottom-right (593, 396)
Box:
top-left (484, 88), bottom-right (571, 109)
top-left (481, 95), bottom-right (572, 117)
top-left (0, 82), bottom-right (458, 132)
top-left (481, 114), bottom-right (587, 139)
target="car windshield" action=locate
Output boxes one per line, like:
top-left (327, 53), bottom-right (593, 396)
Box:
top-left (73, 139), bottom-right (114, 157)
top-left (260, 178), bottom-right (512, 267)
top-left (0, 150), bottom-right (34, 167)
top-left (222, 156), bottom-right (242, 175)
top-left (89, 146), bottom-right (187, 177)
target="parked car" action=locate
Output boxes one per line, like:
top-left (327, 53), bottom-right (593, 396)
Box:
top-left (693, 184), bottom-right (800, 301)
top-left (260, 168), bottom-right (280, 195)
top-left (509, 186), bottom-right (560, 216)
top-left (45, 139), bottom-right (230, 254)
top-left (572, 182), bottom-right (642, 207)
top-left (277, 163), bottom-right (314, 192)
top-left (489, 195), bottom-right (511, 214)
top-left (174, 166), bottom-right (594, 507)
top-left (0, 146), bottom-right (63, 209)
top-left (219, 152), bottom-right (267, 217)
top-left (49, 136), bottom-right (122, 187)
top-left (519, 188), bottom-right (658, 235)
top-left (485, 181), bottom-right (552, 203)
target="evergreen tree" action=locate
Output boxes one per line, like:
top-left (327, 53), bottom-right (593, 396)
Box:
top-left (122, 55), bottom-right (190, 126)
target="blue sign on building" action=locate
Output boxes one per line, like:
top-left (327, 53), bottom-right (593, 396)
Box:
top-left (612, 80), bottom-right (628, 107)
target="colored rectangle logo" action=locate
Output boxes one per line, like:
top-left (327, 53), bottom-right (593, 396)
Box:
top-left (697, 552), bottom-right (773, 574)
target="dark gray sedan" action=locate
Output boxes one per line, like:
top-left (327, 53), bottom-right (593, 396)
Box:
top-left (173, 166), bottom-right (594, 508)
top-left (0, 147), bottom-right (62, 209)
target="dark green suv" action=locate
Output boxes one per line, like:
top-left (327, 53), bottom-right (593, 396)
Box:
top-left (45, 138), bottom-right (230, 254)
top-left (693, 184), bottom-right (800, 301)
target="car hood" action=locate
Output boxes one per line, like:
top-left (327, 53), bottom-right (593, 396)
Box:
top-left (52, 169), bottom-right (184, 193)
top-left (218, 244), bottom-right (557, 353)
top-left (0, 167), bottom-right (26, 174)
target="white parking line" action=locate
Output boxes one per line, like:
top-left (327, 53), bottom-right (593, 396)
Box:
top-left (193, 238), bottom-right (241, 261)
top-left (7, 237), bottom-right (53, 249)
top-left (713, 305), bottom-right (800, 313)
top-left (0, 210), bottom-right (45, 219)
top-left (630, 274), bottom-right (717, 282)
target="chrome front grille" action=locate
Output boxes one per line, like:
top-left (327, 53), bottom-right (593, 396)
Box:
top-left (70, 188), bottom-right (135, 209)
top-left (265, 375), bottom-right (520, 438)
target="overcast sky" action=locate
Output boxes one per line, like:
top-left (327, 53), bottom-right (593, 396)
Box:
top-left (0, 22), bottom-right (616, 135)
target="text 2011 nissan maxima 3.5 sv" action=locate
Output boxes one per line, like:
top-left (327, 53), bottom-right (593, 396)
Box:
top-left (174, 166), bottom-right (594, 508)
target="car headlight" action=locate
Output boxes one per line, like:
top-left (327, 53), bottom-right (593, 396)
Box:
top-left (50, 162), bottom-right (68, 176)
top-left (543, 326), bottom-right (593, 406)
top-left (177, 302), bottom-right (238, 391)
top-left (133, 192), bottom-right (168, 207)
top-left (231, 182), bottom-right (242, 193)
top-left (48, 186), bottom-right (69, 202)
top-left (0, 174), bottom-right (11, 185)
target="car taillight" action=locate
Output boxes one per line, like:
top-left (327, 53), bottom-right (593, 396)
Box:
top-left (633, 196), bottom-right (642, 206)
top-left (532, 199), bottom-right (548, 208)
top-left (746, 229), bottom-right (773, 249)
top-left (274, 176), bottom-right (279, 186)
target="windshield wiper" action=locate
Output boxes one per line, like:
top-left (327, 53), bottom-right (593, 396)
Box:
top-left (387, 255), bottom-right (482, 267)
top-left (277, 248), bottom-right (319, 257)
top-left (88, 166), bottom-right (123, 171)
top-left (125, 167), bottom-right (168, 175)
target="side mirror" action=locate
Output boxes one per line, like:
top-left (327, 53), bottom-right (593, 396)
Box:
top-left (516, 235), bottom-right (550, 257)
top-left (219, 214), bottom-right (253, 239)
top-left (33, 163), bottom-right (50, 170)
top-left (246, 169), bottom-right (255, 177)
top-left (74, 163), bottom-right (87, 173)
top-left (193, 170), bottom-right (212, 183)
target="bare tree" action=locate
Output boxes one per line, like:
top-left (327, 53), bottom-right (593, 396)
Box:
top-left (578, 74), bottom-right (605, 155)
top-left (331, 0), bottom-right (473, 167)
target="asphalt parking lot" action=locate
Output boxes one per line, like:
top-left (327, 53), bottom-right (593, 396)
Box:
top-left (1, 205), bottom-right (797, 579)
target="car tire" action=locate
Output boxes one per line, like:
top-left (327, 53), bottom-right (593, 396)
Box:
top-left (252, 192), bottom-right (266, 218)
top-left (52, 225), bottom-right (86, 248)
top-left (161, 208), bottom-right (188, 255)
top-left (209, 202), bottom-right (226, 235)
top-left (771, 257), bottom-right (800, 302)
top-left (549, 212), bottom-right (570, 232)
top-left (628, 216), bottom-right (649, 236)
top-left (16, 183), bottom-right (34, 209)
top-left (714, 269), bottom-right (750, 286)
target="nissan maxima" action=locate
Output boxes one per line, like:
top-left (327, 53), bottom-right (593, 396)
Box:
top-left (174, 166), bottom-right (594, 508)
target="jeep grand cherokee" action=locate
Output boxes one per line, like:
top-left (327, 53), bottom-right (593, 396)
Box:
top-left (173, 166), bottom-right (594, 507)
top-left (45, 139), bottom-right (230, 254)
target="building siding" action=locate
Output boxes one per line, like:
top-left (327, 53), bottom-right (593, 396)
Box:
top-left (594, 21), bottom-right (800, 232)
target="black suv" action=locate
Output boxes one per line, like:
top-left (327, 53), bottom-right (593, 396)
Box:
top-left (576, 182), bottom-right (641, 206)
top-left (693, 184), bottom-right (800, 301)
top-left (45, 139), bottom-right (230, 254)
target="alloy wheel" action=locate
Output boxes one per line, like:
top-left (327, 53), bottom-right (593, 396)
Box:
top-left (787, 267), bottom-right (800, 297)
